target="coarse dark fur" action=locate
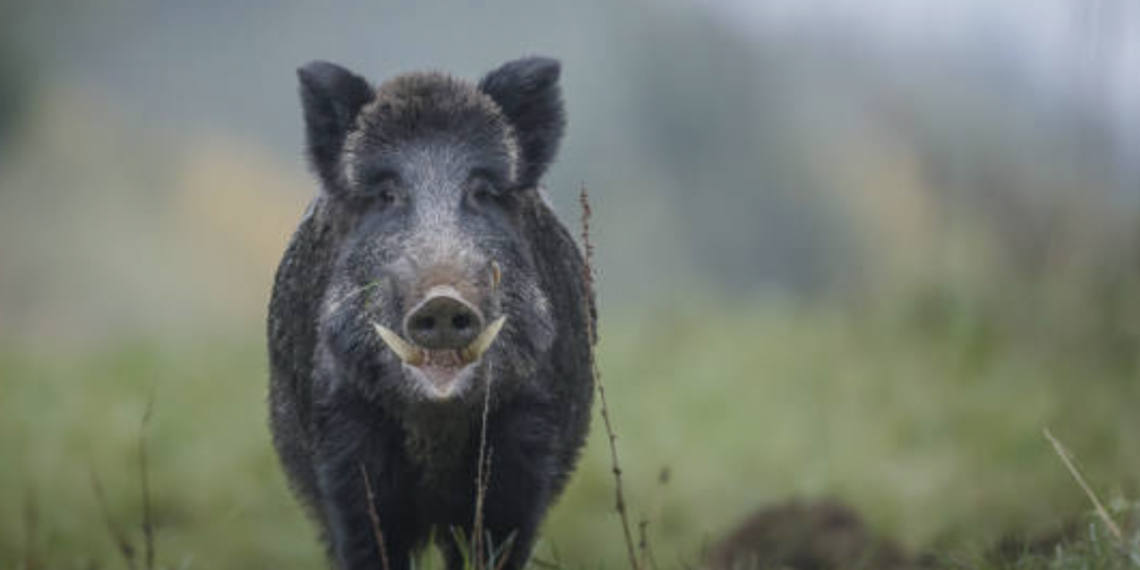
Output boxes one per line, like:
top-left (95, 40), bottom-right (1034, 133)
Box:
top-left (267, 57), bottom-right (595, 570)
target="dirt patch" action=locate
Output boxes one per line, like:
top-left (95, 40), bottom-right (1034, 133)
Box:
top-left (704, 499), bottom-right (916, 570)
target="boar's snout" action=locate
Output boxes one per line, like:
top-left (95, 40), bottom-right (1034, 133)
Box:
top-left (403, 286), bottom-right (485, 350)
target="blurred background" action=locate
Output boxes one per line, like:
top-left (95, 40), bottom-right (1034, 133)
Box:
top-left (1, 0), bottom-right (1138, 567)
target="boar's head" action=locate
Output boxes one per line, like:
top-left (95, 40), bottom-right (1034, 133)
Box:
top-left (298, 57), bottom-right (567, 407)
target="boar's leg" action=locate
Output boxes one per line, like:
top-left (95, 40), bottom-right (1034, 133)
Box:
top-left (314, 390), bottom-right (415, 570)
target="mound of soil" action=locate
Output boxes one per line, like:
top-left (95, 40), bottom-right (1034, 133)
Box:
top-left (704, 499), bottom-right (916, 570)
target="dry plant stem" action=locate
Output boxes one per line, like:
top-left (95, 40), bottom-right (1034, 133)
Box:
top-left (579, 184), bottom-right (641, 570)
top-left (22, 486), bottom-right (39, 570)
top-left (139, 395), bottom-right (156, 570)
top-left (645, 532), bottom-right (661, 570)
top-left (90, 468), bottom-right (138, 570)
top-left (637, 519), bottom-right (650, 570)
top-left (639, 468), bottom-right (669, 570)
top-left (1044, 428), bottom-right (1126, 544)
top-left (359, 464), bottom-right (392, 570)
top-left (472, 363), bottom-right (495, 569)
top-left (474, 450), bottom-right (495, 570)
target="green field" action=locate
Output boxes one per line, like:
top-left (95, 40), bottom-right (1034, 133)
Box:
top-left (2, 302), bottom-right (1137, 569)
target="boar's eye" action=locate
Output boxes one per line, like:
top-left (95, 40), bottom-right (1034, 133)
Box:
top-left (465, 170), bottom-right (507, 208)
top-left (376, 187), bottom-right (399, 206)
top-left (470, 177), bottom-right (495, 201)
top-left (357, 169), bottom-right (405, 206)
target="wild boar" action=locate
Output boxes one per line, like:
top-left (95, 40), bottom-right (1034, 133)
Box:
top-left (268, 56), bottom-right (594, 570)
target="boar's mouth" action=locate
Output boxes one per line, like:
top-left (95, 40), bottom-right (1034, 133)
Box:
top-left (371, 317), bottom-right (506, 398)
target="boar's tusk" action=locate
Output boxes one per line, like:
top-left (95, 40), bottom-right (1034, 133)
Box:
top-left (490, 261), bottom-right (502, 290)
top-left (372, 323), bottom-right (425, 366)
top-left (460, 316), bottom-right (506, 364)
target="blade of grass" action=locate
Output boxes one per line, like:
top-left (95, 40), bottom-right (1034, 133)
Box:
top-left (90, 467), bottom-right (138, 570)
top-left (139, 393), bottom-right (156, 570)
top-left (22, 485), bottom-right (39, 570)
top-left (491, 533), bottom-right (518, 570)
top-left (1044, 428), bottom-right (1125, 544)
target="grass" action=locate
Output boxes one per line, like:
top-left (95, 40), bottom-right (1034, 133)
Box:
top-left (0, 334), bottom-right (323, 569)
top-left (950, 500), bottom-right (1140, 570)
top-left (0, 301), bottom-right (1137, 569)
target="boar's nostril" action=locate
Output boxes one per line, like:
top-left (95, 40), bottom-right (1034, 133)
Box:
top-left (412, 316), bottom-right (436, 331)
top-left (404, 291), bottom-right (484, 351)
top-left (452, 314), bottom-right (471, 330)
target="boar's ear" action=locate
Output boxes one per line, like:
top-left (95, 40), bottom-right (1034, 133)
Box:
top-left (297, 61), bottom-right (375, 191)
top-left (479, 57), bottom-right (566, 189)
